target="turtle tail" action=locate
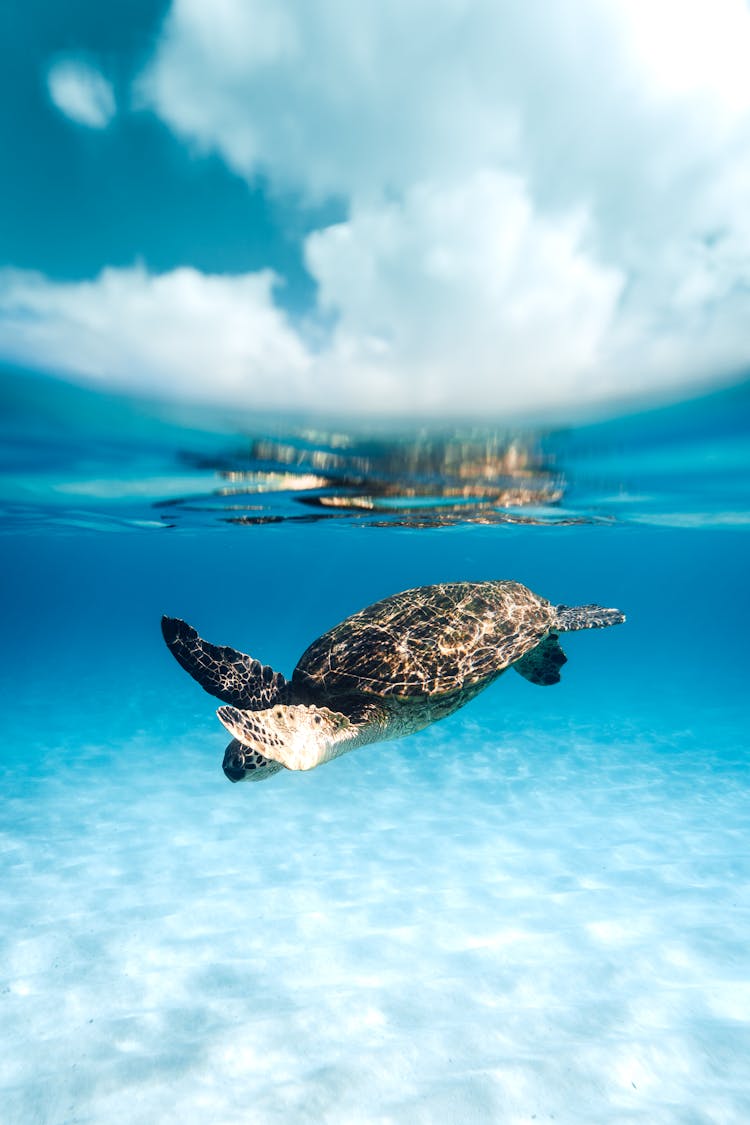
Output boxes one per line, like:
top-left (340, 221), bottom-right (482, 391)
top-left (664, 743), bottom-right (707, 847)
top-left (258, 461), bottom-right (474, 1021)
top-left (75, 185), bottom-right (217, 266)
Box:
top-left (554, 603), bottom-right (625, 631)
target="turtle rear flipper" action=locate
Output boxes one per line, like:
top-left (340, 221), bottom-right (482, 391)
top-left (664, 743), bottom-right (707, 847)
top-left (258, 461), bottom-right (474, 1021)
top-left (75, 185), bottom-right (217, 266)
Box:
top-left (217, 703), bottom-right (360, 771)
top-left (161, 616), bottom-right (287, 710)
top-left (554, 604), bottom-right (625, 630)
top-left (514, 634), bottom-right (567, 686)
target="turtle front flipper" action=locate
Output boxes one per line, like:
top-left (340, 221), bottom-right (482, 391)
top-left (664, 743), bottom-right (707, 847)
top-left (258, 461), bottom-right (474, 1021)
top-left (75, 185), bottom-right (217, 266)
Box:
top-left (513, 634), bottom-right (567, 686)
top-left (216, 703), bottom-right (362, 771)
top-left (161, 616), bottom-right (288, 710)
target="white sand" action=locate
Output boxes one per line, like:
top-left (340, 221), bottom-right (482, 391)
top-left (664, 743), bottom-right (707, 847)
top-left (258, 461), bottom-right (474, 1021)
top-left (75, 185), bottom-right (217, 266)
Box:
top-left (2, 716), bottom-right (749, 1124)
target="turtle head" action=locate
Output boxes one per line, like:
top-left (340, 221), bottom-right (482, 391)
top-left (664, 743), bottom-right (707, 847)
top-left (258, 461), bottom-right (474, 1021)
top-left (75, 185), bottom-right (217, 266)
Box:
top-left (221, 739), bottom-right (283, 783)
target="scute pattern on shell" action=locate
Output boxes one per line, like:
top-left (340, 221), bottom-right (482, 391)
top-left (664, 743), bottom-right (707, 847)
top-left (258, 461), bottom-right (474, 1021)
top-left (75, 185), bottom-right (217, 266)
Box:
top-left (293, 580), bottom-right (556, 699)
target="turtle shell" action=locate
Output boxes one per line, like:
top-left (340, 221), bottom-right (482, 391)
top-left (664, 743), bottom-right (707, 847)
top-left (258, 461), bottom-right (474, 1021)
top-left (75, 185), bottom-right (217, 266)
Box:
top-left (293, 580), bottom-right (555, 700)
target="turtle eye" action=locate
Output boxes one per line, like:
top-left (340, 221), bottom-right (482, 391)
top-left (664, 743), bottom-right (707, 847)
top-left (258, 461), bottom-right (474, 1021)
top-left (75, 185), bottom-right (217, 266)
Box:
top-left (223, 755), bottom-right (247, 782)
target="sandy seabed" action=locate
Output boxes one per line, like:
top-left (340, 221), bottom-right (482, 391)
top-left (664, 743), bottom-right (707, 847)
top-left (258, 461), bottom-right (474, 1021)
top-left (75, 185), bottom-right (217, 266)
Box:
top-left (2, 707), bottom-right (749, 1125)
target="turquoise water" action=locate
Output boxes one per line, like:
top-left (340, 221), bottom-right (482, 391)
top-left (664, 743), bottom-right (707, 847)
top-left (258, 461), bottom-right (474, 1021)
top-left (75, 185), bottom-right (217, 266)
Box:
top-left (1, 371), bottom-right (749, 1124)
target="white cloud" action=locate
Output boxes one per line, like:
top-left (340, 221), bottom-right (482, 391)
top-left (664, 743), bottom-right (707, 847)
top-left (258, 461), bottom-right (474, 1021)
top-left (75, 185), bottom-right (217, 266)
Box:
top-left (139, 0), bottom-right (750, 208)
top-left (138, 0), bottom-right (520, 199)
top-left (1, 222), bottom-right (743, 418)
top-left (10, 1), bottom-right (750, 416)
top-left (47, 57), bottom-right (116, 130)
top-left (611, 0), bottom-right (750, 112)
top-left (0, 266), bottom-right (311, 407)
top-left (305, 174), bottom-right (626, 413)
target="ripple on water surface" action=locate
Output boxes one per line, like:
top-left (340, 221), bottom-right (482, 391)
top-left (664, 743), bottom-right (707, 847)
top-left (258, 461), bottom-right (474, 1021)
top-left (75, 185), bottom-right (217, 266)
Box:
top-left (2, 370), bottom-right (748, 533)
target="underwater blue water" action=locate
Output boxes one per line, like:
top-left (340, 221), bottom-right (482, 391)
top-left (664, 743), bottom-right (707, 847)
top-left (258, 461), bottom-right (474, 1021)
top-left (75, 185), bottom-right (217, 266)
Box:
top-left (1, 371), bottom-right (749, 1124)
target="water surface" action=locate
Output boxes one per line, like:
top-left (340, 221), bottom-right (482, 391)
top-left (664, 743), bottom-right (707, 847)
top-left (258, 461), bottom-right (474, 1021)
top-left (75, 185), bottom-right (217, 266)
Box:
top-left (1, 372), bottom-right (749, 1124)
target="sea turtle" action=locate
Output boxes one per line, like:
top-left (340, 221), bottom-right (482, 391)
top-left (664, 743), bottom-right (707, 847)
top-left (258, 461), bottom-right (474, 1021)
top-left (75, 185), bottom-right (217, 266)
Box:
top-left (161, 580), bottom-right (624, 783)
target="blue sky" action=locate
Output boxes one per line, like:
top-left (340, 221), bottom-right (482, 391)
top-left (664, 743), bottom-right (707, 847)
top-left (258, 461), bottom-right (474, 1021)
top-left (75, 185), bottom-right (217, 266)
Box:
top-left (0, 0), bottom-right (331, 302)
top-left (1, 0), bottom-right (749, 417)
